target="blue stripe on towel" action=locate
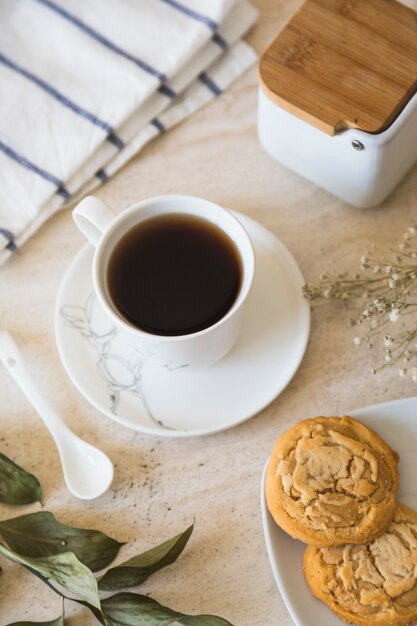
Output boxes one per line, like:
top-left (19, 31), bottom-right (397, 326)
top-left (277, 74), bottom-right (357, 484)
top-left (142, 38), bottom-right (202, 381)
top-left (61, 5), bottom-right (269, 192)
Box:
top-left (106, 132), bottom-right (124, 149)
top-left (199, 72), bottom-right (222, 96)
top-left (0, 228), bottom-right (17, 251)
top-left (56, 185), bottom-right (71, 199)
top-left (158, 84), bottom-right (176, 99)
top-left (95, 168), bottom-right (109, 182)
top-left (157, 0), bottom-right (228, 49)
top-left (33, 0), bottom-right (167, 82)
top-left (151, 118), bottom-right (165, 133)
top-left (211, 32), bottom-right (228, 50)
top-left (0, 140), bottom-right (70, 198)
top-left (158, 0), bottom-right (218, 31)
top-left (0, 52), bottom-right (124, 149)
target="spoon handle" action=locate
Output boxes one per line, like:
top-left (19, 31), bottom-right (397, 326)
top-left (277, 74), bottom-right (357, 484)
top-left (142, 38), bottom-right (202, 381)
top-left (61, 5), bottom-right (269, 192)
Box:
top-left (0, 332), bottom-right (67, 440)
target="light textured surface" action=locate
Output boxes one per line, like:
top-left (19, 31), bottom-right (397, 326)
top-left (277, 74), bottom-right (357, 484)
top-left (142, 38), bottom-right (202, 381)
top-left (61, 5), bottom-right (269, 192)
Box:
top-left (1, 1), bottom-right (417, 624)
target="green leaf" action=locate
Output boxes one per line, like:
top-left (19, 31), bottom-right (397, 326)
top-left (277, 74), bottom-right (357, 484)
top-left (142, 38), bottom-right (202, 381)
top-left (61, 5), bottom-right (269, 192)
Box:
top-left (0, 543), bottom-right (101, 609)
top-left (0, 452), bottom-right (42, 505)
top-left (0, 511), bottom-right (123, 572)
top-left (101, 592), bottom-right (234, 626)
top-left (99, 523), bottom-right (194, 591)
top-left (73, 600), bottom-right (104, 624)
top-left (7, 614), bottom-right (64, 626)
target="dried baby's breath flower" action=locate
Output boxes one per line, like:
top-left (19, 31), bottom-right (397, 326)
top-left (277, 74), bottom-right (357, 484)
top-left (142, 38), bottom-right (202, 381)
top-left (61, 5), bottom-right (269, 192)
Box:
top-left (302, 225), bottom-right (417, 375)
top-left (389, 309), bottom-right (400, 322)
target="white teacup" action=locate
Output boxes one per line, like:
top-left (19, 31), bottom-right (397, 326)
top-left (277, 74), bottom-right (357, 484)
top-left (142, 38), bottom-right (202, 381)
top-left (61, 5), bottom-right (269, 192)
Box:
top-left (72, 195), bottom-right (255, 368)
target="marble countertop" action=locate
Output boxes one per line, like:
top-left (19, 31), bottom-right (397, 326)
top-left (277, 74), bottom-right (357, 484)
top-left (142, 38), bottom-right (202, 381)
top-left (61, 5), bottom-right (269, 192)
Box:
top-left (1, 1), bottom-right (417, 624)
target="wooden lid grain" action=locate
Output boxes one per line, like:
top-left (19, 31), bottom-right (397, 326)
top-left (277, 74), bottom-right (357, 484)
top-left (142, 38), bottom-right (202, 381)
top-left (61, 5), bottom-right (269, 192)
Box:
top-left (259, 0), bottom-right (417, 136)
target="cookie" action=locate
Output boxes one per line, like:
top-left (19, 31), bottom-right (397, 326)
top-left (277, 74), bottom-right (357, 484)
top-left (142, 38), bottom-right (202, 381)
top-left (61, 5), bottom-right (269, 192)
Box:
top-left (265, 416), bottom-right (400, 546)
top-left (304, 503), bottom-right (417, 626)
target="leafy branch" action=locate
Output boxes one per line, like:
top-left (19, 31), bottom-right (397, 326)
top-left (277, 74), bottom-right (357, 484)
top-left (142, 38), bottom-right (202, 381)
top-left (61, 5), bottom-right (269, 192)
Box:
top-left (0, 452), bottom-right (233, 626)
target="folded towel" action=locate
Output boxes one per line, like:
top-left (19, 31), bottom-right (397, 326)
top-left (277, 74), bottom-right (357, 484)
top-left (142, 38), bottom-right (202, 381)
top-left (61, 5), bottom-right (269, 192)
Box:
top-left (0, 0), bottom-right (257, 264)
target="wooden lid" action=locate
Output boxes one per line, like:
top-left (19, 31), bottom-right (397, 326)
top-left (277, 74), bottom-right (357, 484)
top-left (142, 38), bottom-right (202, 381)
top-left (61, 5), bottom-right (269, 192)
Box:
top-left (259, 0), bottom-right (417, 136)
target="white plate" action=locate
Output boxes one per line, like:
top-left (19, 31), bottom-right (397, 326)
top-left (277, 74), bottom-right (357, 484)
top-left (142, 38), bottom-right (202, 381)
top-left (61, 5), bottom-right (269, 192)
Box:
top-left (261, 397), bottom-right (417, 626)
top-left (55, 211), bottom-right (310, 438)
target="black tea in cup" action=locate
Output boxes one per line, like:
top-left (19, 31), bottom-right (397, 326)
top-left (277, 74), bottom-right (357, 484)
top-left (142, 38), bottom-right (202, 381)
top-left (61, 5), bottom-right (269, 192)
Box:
top-left (107, 213), bottom-right (242, 336)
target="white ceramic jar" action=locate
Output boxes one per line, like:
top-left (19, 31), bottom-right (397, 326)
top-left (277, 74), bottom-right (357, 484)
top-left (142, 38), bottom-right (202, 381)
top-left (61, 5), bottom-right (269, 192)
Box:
top-left (257, 0), bottom-right (417, 208)
top-left (258, 88), bottom-right (417, 208)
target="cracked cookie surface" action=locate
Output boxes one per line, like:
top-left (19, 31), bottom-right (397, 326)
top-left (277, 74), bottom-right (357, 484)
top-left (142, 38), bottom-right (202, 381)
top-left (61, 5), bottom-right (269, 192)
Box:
top-left (304, 503), bottom-right (417, 626)
top-left (265, 416), bottom-right (399, 545)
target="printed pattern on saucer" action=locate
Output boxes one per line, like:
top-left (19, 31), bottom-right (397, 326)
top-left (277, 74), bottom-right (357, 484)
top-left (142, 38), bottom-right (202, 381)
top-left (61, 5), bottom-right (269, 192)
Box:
top-left (60, 291), bottom-right (188, 430)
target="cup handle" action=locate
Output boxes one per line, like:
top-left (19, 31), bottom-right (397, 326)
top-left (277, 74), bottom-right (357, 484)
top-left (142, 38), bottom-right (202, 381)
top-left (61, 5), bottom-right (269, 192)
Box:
top-left (72, 196), bottom-right (117, 247)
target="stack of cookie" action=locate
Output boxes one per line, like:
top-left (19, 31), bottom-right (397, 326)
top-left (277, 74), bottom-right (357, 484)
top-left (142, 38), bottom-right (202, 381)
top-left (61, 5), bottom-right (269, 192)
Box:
top-left (265, 416), bottom-right (417, 626)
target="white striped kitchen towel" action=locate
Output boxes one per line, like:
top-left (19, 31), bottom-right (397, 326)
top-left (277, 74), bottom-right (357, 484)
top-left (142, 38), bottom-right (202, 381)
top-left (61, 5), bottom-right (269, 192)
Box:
top-left (0, 0), bottom-right (258, 264)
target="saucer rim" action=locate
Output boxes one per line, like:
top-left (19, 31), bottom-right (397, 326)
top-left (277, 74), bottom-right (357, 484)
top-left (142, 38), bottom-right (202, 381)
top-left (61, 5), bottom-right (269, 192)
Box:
top-left (54, 211), bottom-right (311, 438)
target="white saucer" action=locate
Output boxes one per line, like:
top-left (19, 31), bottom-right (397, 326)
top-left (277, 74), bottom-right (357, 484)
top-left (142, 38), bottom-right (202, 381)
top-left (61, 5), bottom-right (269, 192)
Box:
top-left (54, 212), bottom-right (310, 438)
top-left (261, 397), bottom-right (417, 626)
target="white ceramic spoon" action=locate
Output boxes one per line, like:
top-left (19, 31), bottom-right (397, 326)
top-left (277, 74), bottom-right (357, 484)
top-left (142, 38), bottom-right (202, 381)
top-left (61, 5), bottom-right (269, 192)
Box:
top-left (0, 331), bottom-right (113, 500)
